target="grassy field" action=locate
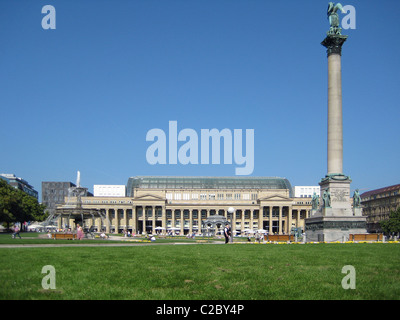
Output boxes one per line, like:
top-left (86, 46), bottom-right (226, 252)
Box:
top-left (0, 238), bottom-right (399, 300)
top-left (0, 232), bottom-right (221, 245)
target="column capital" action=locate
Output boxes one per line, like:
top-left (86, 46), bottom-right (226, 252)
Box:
top-left (321, 34), bottom-right (348, 56)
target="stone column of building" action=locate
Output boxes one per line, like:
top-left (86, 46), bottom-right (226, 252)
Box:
top-left (115, 209), bottom-right (119, 233)
top-left (152, 206), bottom-right (156, 234)
top-left (180, 210), bottom-right (184, 235)
top-left (198, 210), bottom-right (202, 234)
top-left (106, 209), bottom-right (110, 233)
top-left (297, 210), bottom-right (301, 228)
top-left (144, 206), bottom-right (148, 234)
top-left (123, 209), bottom-right (128, 232)
top-left (278, 206), bottom-right (283, 234)
top-left (288, 207), bottom-right (293, 234)
top-left (250, 209), bottom-right (254, 231)
top-left (132, 206), bottom-right (137, 234)
top-left (189, 209), bottom-right (193, 234)
top-left (161, 206), bottom-right (166, 234)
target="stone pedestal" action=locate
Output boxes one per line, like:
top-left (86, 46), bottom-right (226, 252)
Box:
top-left (305, 215), bottom-right (367, 242)
top-left (306, 175), bottom-right (366, 242)
top-left (320, 174), bottom-right (352, 217)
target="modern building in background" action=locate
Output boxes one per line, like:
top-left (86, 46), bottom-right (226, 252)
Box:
top-left (0, 173), bottom-right (38, 199)
top-left (58, 176), bottom-right (313, 235)
top-left (293, 186), bottom-right (320, 198)
top-left (94, 185), bottom-right (126, 197)
top-left (42, 182), bottom-right (76, 218)
top-left (361, 184), bottom-right (400, 233)
top-left (42, 182), bottom-right (93, 219)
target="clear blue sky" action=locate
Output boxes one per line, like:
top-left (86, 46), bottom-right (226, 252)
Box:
top-left (1, 0), bottom-right (399, 200)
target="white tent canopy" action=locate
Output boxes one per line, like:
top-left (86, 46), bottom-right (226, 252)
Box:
top-left (27, 224), bottom-right (43, 230)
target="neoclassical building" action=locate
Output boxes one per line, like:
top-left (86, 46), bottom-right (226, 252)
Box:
top-left (57, 176), bottom-right (312, 235)
top-left (361, 184), bottom-right (400, 233)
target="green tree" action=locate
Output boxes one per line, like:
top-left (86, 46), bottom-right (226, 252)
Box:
top-left (0, 180), bottom-right (19, 229)
top-left (380, 207), bottom-right (400, 236)
top-left (21, 193), bottom-right (47, 222)
top-left (0, 179), bottom-right (47, 229)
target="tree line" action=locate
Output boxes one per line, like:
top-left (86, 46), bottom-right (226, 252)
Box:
top-left (0, 179), bottom-right (47, 230)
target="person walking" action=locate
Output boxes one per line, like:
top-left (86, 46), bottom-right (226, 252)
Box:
top-left (224, 223), bottom-right (231, 244)
top-left (76, 224), bottom-right (84, 240)
top-left (12, 225), bottom-right (21, 239)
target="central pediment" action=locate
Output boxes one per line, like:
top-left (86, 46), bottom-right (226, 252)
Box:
top-left (258, 194), bottom-right (292, 202)
top-left (133, 194), bottom-right (166, 202)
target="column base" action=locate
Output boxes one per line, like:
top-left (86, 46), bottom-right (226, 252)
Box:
top-left (305, 173), bottom-right (367, 241)
top-left (305, 215), bottom-right (367, 242)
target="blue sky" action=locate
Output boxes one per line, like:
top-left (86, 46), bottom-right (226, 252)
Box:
top-left (0, 0), bottom-right (399, 199)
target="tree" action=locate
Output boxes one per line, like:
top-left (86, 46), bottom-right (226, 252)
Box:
top-left (380, 207), bottom-right (400, 236)
top-left (0, 180), bottom-right (18, 229)
top-left (0, 179), bottom-right (47, 229)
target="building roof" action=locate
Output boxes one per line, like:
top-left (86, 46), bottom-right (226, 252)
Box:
top-left (360, 184), bottom-right (400, 199)
top-left (127, 176), bottom-right (293, 197)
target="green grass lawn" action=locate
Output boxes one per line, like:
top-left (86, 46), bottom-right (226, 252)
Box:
top-left (0, 241), bottom-right (399, 300)
top-left (0, 232), bottom-right (220, 244)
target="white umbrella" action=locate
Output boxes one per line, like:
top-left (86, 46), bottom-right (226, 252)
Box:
top-left (243, 229), bottom-right (255, 233)
top-left (27, 224), bottom-right (42, 230)
top-left (155, 227), bottom-right (165, 230)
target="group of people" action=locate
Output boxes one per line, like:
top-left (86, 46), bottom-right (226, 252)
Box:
top-left (122, 230), bottom-right (135, 237)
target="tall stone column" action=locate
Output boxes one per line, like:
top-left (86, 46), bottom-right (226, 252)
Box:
top-left (305, 5), bottom-right (366, 242)
top-left (319, 34), bottom-right (353, 218)
top-left (322, 34), bottom-right (347, 176)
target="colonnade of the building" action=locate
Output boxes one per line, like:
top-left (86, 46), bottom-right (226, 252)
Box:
top-left (60, 205), bottom-right (310, 235)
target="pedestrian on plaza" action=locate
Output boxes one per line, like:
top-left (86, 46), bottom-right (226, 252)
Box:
top-left (77, 224), bottom-right (84, 240)
top-left (224, 222), bottom-right (231, 244)
top-left (12, 225), bottom-right (21, 239)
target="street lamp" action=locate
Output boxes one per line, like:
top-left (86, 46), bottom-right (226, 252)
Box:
top-left (228, 207), bottom-right (235, 243)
